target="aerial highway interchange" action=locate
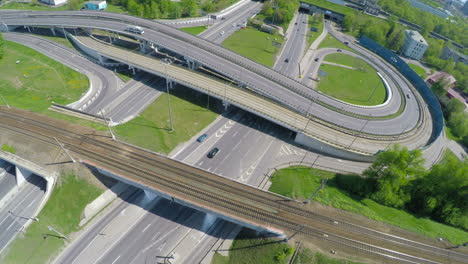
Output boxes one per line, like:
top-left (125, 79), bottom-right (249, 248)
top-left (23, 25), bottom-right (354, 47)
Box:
top-left (0, 1), bottom-right (466, 264)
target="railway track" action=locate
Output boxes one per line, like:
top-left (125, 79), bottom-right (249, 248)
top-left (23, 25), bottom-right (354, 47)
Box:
top-left (0, 108), bottom-right (466, 264)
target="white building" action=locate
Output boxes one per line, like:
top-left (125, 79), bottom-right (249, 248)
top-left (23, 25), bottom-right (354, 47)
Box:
top-left (401, 30), bottom-right (429, 61)
top-left (40, 0), bottom-right (68, 6)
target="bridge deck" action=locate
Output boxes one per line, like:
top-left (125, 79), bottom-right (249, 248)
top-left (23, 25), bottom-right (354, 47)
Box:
top-left (0, 107), bottom-right (466, 264)
top-left (74, 35), bottom-right (431, 156)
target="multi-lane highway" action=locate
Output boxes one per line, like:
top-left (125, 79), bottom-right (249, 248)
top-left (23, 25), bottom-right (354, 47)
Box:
top-left (275, 12), bottom-right (309, 78)
top-left (0, 173), bottom-right (46, 253)
top-left (199, 1), bottom-right (262, 43)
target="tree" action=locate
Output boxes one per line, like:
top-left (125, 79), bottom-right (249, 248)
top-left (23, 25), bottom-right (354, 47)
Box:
top-left (363, 145), bottom-right (425, 208)
top-left (67, 0), bottom-right (82, 10)
top-left (445, 99), bottom-right (465, 117)
top-left (430, 80), bottom-right (446, 97)
top-left (448, 112), bottom-right (468, 139)
top-left (180, 0), bottom-right (198, 17)
top-left (409, 155), bottom-right (468, 230)
top-left (0, 33), bottom-right (4, 60)
top-left (149, 1), bottom-right (161, 19)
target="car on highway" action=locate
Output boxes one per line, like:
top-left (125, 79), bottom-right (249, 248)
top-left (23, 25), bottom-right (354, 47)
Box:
top-left (314, 58), bottom-right (319, 62)
top-left (207, 148), bottom-right (220, 158)
top-left (295, 22), bottom-right (298, 25)
top-left (284, 58), bottom-right (289, 63)
top-left (344, 41), bottom-right (349, 45)
top-left (337, 49), bottom-right (342, 52)
top-left (126, 25), bottom-right (144, 34)
top-left (220, 31), bottom-right (225, 35)
top-left (406, 94), bottom-right (410, 99)
top-left (197, 134), bottom-right (208, 142)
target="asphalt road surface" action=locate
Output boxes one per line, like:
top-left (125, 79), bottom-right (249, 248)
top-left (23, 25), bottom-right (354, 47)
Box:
top-left (275, 12), bottom-right (309, 78)
top-left (0, 174), bottom-right (46, 254)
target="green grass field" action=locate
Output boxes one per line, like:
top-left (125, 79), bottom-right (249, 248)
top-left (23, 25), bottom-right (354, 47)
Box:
top-left (306, 16), bottom-right (323, 49)
top-left (180, 26), bottom-right (207, 35)
top-left (222, 27), bottom-right (284, 67)
top-left (1, 172), bottom-right (103, 264)
top-left (408, 63), bottom-right (427, 79)
top-left (0, 40), bottom-right (89, 112)
top-left (317, 63), bottom-right (386, 106)
top-left (269, 166), bottom-right (468, 245)
top-left (318, 34), bottom-right (353, 52)
top-left (114, 87), bottom-right (218, 154)
top-left (37, 35), bottom-right (75, 49)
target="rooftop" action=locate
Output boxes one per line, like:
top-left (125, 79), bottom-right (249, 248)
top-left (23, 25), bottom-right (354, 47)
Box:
top-left (406, 30), bottom-right (428, 45)
top-left (85, 0), bottom-right (106, 4)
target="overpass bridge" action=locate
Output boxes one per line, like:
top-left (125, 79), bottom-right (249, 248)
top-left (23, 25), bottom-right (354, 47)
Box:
top-left (0, 107), bottom-right (466, 264)
top-left (70, 33), bottom-right (433, 159)
top-left (0, 11), bottom-right (437, 157)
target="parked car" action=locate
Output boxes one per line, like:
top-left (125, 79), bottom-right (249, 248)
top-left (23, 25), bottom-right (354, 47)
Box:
top-left (207, 148), bottom-right (220, 158)
top-left (197, 134), bottom-right (208, 142)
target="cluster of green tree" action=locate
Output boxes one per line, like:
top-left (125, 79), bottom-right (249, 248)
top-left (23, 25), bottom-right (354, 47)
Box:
top-left (259, 0), bottom-right (299, 28)
top-left (335, 145), bottom-right (468, 231)
top-left (430, 79), bottom-right (468, 147)
top-left (343, 11), bottom-right (406, 51)
top-left (109, 0), bottom-right (198, 19)
top-left (0, 33), bottom-right (4, 60)
top-left (377, 0), bottom-right (468, 47)
top-left (424, 38), bottom-right (468, 93)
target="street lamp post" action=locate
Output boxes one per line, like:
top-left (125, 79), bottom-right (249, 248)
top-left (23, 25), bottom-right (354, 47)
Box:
top-left (164, 61), bottom-right (174, 132)
top-left (8, 210), bottom-right (39, 222)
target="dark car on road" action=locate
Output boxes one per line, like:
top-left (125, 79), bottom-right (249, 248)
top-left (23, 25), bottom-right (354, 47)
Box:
top-left (207, 148), bottom-right (220, 158)
top-left (284, 58), bottom-right (289, 63)
top-left (197, 134), bottom-right (208, 142)
top-left (314, 58), bottom-right (319, 62)
top-left (344, 41), bottom-right (349, 45)
top-left (337, 49), bottom-right (342, 52)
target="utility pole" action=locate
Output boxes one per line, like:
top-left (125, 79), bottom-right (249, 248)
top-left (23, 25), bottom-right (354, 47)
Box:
top-left (165, 61), bottom-right (174, 132)
top-left (100, 109), bottom-right (116, 140)
top-left (53, 137), bottom-right (76, 163)
top-left (0, 94), bottom-right (10, 108)
top-left (298, 63), bottom-right (302, 78)
top-left (304, 178), bottom-right (327, 204)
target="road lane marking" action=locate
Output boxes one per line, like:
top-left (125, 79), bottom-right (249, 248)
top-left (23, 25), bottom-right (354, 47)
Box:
top-left (111, 255), bottom-right (121, 264)
top-left (142, 224), bottom-right (151, 232)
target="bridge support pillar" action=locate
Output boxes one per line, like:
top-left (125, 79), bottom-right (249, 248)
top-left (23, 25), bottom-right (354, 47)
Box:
top-left (15, 166), bottom-right (33, 187)
top-left (139, 40), bottom-right (151, 54)
top-left (129, 66), bottom-right (136, 75)
top-left (143, 189), bottom-right (157, 201)
top-left (222, 100), bottom-right (230, 111)
top-left (50, 27), bottom-right (56, 36)
top-left (25, 26), bottom-right (31, 33)
top-left (185, 57), bottom-right (201, 70)
top-left (98, 55), bottom-right (104, 64)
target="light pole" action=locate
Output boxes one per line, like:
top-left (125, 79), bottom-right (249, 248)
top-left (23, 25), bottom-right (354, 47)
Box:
top-left (265, 36), bottom-right (270, 52)
top-left (304, 178), bottom-right (327, 204)
top-left (0, 94), bottom-right (10, 108)
top-left (8, 210), bottom-right (39, 222)
top-left (100, 109), bottom-right (116, 140)
top-left (164, 60), bottom-right (174, 132)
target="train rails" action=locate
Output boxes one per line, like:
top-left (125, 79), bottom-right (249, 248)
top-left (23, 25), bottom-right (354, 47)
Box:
top-left (0, 108), bottom-right (466, 264)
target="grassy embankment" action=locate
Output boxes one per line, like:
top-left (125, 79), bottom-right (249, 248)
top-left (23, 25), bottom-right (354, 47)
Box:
top-left (269, 165), bottom-right (468, 245)
top-left (408, 63), bottom-right (427, 79)
top-left (318, 53), bottom-right (386, 106)
top-left (211, 229), bottom-right (364, 264)
top-left (180, 26), bottom-right (208, 35)
top-left (222, 27), bottom-right (284, 67)
top-left (114, 87), bottom-right (218, 154)
top-left (0, 40), bottom-right (107, 130)
top-left (1, 172), bottom-right (103, 264)
top-left (306, 15), bottom-right (324, 49)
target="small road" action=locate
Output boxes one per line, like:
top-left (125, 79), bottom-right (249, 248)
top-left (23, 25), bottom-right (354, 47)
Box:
top-left (0, 174), bottom-right (46, 253)
top-left (275, 12), bottom-right (309, 78)
top-left (199, 1), bottom-right (262, 44)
